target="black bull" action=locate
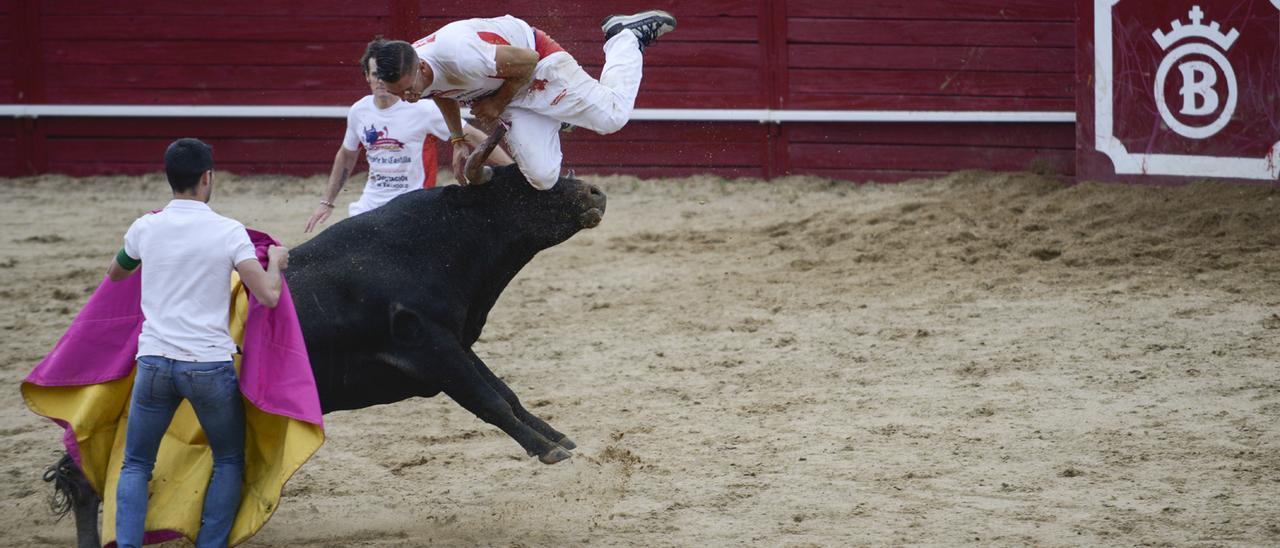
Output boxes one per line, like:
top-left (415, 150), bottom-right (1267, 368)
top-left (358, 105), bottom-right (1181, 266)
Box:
top-left (43, 165), bottom-right (607, 547)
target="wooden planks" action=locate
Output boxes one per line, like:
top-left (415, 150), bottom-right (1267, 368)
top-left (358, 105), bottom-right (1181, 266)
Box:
top-left (790, 142), bottom-right (1073, 173)
top-left (44, 41), bottom-right (367, 66)
top-left (790, 70), bottom-right (1073, 98)
top-left (418, 1), bottom-right (758, 18)
top-left (41, 89), bottom-right (363, 105)
top-left (0, 35), bottom-right (11, 100)
top-left (787, 0), bottom-right (1074, 21)
top-left (42, 15), bottom-right (385, 42)
top-left (787, 122), bottom-right (1076, 149)
top-left (787, 121), bottom-right (1075, 177)
top-left (781, 94), bottom-right (1073, 111)
top-left (40, 1), bottom-right (389, 17)
top-left (39, 117), bottom-right (346, 177)
top-left (789, 45), bottom-right (1074, 72)
top-left (0, 118), bottom-right (15, 177)
top-left (784, 2), bottom-right (1075, 112)
top-left (46, 161), bottom-right (336, 177)
top-left (788, 19), bottom-right (1074, 47)
top-left (6, 1), bottom-right (1082, 181)
top-left (38, 6), bottom-right (383, 107)
top-left (413, 15), bottom-right (759, 42)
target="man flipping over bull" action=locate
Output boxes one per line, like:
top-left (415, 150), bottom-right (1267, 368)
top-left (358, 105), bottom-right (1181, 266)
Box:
top-left (372, 10), bottom-right (676, 189)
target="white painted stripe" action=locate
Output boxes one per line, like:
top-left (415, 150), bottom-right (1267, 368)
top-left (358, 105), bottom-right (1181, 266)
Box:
top-left (0, 105), bottom-right (349, 118)
top-left (0, 104), bottom-right (1076, 123)
top-left (769, 110), bottom-right (1075, 123)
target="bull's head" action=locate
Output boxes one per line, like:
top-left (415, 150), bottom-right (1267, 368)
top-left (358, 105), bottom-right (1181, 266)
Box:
top-left (455, 164), bottom-right (607, 247)
top-left (455, 123), bottom-right (606, 246)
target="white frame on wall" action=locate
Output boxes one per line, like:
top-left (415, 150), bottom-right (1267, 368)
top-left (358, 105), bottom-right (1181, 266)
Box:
top-left (1092, 0), bottom-right (1280, 180)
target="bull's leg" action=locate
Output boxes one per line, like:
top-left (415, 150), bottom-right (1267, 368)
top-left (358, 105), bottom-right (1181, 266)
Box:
top-left (43, 453), bottom-right (102, 548)
top-left (465, 349), bottom-right (576, 450)
top-left (390, 307), bottom-right (569, 463)
top-left (407, 339), bottom-right (568, 463)
top-left (438, 355), bottom-right (572, 464)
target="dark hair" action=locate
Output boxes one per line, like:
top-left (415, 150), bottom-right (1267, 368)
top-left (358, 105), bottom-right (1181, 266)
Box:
top-left (359, 37), bottom-right (384, 76)
top-left (370, 39), bottom-right (418, 83)
top-left (163, 138), bottom-right (213, 193)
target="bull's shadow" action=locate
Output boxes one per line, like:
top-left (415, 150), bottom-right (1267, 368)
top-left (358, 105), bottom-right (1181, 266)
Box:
top-left (45, 164), bottom-right (607, 548)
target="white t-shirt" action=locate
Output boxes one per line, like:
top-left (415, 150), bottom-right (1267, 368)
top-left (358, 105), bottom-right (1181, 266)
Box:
top-left (343, 95), bottom-right (457, 216)
top-left (413, 15), bottom-right (537, 104)
top-left (122, 200), bottom-right (257, 362)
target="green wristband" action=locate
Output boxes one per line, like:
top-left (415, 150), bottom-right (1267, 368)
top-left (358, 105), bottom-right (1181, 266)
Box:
top-left (115, 248), bottom-right (140, 270)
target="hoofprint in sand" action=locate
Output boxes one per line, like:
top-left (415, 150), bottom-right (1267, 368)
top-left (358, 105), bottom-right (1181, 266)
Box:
top-left (1, 171), bottom-right (1277, 546)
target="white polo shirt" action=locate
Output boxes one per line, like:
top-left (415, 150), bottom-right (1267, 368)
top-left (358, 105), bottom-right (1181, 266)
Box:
top-left (122, 199), bottom-right (257, 362)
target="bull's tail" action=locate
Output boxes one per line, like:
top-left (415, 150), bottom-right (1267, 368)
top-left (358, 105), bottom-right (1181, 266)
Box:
top-left (42, 453), bottom-right (102, 548)
top-left (42, 453), bottom-right (85, 520)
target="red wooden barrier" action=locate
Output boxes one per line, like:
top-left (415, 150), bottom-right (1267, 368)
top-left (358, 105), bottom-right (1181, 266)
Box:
top-left (0, 118), bottom-right (17, 175)
top-left (1077, 0), bottom-right (1279, 182)
top-left (4, 0), bottom-right (1080, 181)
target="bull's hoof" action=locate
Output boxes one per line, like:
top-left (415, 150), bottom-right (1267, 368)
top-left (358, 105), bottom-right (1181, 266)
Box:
top-left (539, 447), bottom-right (572, 464)
top-left (556, 436), bottom-right (577, 450)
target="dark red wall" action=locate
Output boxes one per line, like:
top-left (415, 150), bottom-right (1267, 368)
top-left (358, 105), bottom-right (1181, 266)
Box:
top-left (4, 1), bottom-right (1077, 181)
top-left (1077, 0), bottom-right (1279, 184)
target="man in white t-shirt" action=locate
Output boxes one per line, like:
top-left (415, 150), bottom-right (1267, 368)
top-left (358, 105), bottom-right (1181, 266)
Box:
top-left (372, 10), bottom-right (676, 190)
top-left (107, 138), bottom-right (289, 548)
top-left (304, 43), bottom-right (513, 233)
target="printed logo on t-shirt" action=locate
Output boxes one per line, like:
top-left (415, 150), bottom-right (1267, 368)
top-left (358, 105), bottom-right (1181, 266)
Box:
top-left (363, 125), bottom-right (406, 151)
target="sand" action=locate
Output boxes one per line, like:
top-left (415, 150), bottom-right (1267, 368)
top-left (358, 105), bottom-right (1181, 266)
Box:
top-left (1, 170), bottom-right (1278, 546)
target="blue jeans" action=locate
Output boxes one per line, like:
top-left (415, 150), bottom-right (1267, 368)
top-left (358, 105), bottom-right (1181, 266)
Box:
top-left (116, 356), bottom-right (245, 548)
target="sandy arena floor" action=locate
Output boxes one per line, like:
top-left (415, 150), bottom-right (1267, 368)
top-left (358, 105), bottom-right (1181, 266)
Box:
top-left (1, 170), bottom-right (1278, 546)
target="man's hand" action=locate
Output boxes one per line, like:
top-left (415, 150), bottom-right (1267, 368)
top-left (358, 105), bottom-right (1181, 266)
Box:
top-left (466, 46), bottom-right (537, 125)
top-left (268, 245), bottom-right (289, 271)
top-left (237, 245), bottom-right (288, 308)
top-left (470, 96), bottom-right (505, 124)
top-left (452, 140), bottom-right (475, 185)
top-left (304, 205), bottom-right (333, 233)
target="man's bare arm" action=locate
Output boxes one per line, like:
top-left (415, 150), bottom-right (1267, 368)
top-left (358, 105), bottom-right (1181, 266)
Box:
top-left (436, 97), bottom-right (476, 183)
top-left (471, 46), bottom-right (539, 122)
top-left (106, 249), bottom-right (138, 282)
top-left (235, 246), bottom-right (288, 308)
top-left (305, 146), bottom-right (360, 233)
top-left (434, 97), bottom-right (466, 139)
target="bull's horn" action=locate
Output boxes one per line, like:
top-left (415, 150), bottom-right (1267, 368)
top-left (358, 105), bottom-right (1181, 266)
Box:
top-left (464, 123), bottom-right (508, 186)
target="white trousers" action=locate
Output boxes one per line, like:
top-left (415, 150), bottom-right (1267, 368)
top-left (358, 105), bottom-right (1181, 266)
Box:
top-left (504, 32), bottom-right (643, 189)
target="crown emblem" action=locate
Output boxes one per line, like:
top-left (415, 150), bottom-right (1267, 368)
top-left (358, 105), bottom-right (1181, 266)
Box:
top-left (1152, 5), bottom-right (1239, 50)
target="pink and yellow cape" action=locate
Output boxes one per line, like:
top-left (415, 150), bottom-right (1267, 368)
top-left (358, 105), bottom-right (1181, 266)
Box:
top-left (21, 229), bottom-right (324, 547)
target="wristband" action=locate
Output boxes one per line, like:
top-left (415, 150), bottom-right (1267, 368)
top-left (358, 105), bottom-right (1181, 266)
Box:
top-left (449, 134), bottom-right (466, 145)
top-left (319, 200), bottom-right (335, 208)
top-left (115, 248), bottom-right (140, 270)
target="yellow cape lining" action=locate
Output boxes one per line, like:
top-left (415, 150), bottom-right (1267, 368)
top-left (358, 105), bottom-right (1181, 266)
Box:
top-left (22, 274), bottom-right (324, 546)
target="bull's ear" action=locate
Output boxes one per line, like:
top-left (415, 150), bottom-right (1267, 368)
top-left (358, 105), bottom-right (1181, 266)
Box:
top-left (493, 163), bottom-right (520, 178)
top-left (389, 303), bottom-right (428, 347)
top-left (442, 184), bottom-right (484, 208)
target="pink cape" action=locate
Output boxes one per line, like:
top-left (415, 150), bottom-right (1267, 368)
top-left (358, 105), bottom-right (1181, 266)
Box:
top-left (23, 228), bottom-right (322, 546)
